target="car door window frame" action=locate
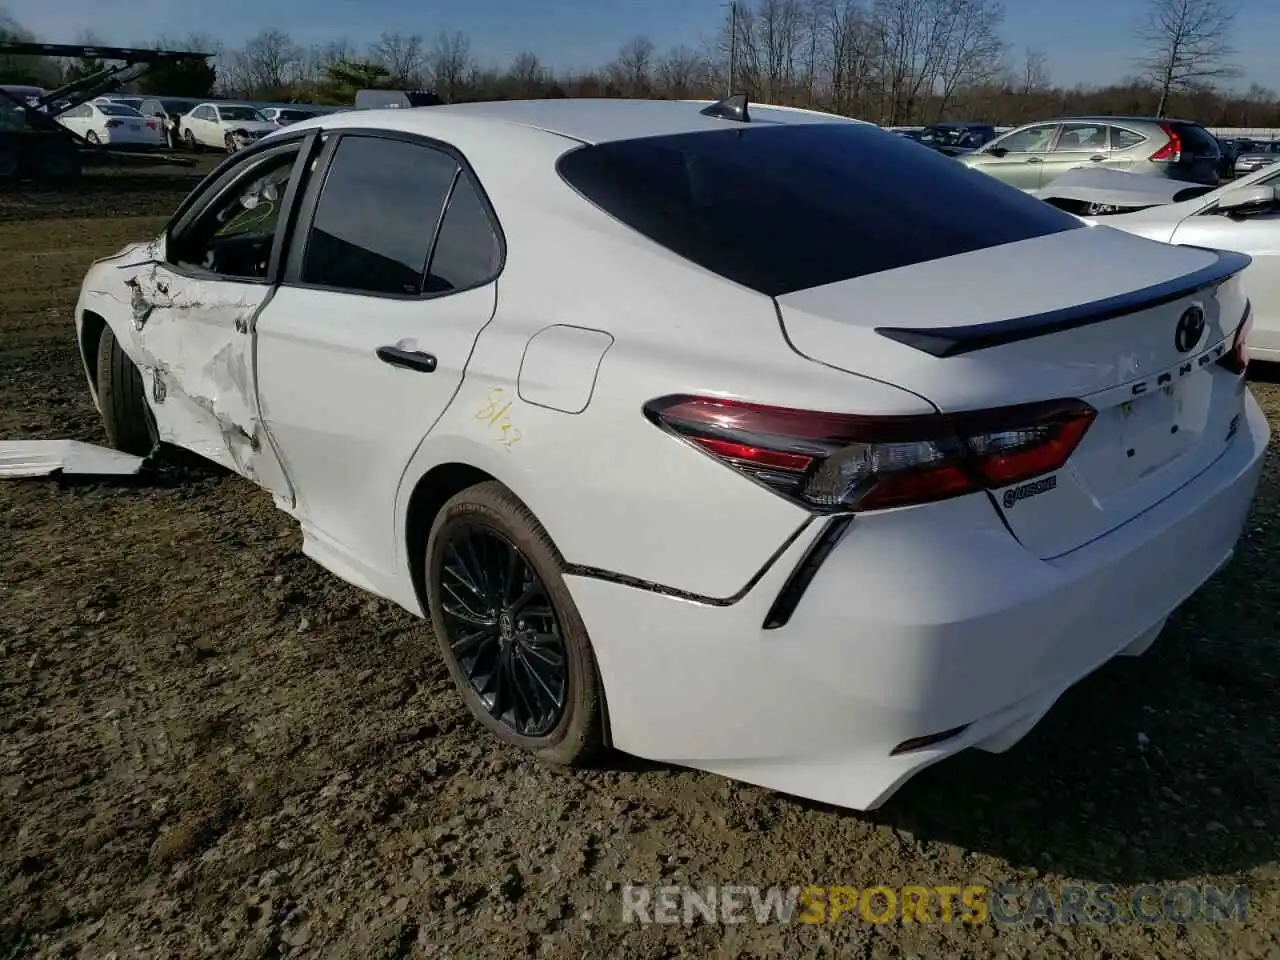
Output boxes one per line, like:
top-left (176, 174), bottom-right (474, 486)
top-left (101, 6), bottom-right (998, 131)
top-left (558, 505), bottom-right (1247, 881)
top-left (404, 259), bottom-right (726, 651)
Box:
top-left (1049, 122), bottom-right (1108, 153)
top-left (990, 123), bottom-right (1059, 155)
top-left (1108, 125), bottom-right (1147, 152)
top-left (282, 127), bottom-right (507, 301)
top-left (162, 128), bottom-right (322, 285)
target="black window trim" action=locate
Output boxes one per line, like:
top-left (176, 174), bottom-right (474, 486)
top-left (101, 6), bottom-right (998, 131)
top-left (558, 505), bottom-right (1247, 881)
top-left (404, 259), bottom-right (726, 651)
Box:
top-left (281, 127), bottom-right (506, 302)
top-left (162, 128), bottom-right (321, 286)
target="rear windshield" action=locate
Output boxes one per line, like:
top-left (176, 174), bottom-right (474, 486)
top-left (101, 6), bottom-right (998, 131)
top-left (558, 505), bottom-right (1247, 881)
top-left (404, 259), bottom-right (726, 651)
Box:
top-left (556, 123), bottom-right (1084, 297)
top-left (99, 103), bottom-right (143, 117)
top-left (1171, 122), bottom-right (1220, 158)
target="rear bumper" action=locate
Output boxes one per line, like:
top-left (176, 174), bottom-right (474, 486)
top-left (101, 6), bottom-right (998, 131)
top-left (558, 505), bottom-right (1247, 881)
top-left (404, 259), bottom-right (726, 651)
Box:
top-left (569, 392), bottom-right (1268, 811)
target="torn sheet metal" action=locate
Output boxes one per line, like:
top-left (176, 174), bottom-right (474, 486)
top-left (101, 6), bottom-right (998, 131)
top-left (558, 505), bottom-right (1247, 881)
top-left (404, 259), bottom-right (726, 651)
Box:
top-left (1035, 168), bottom-right (1211, 209)
top-left (0, 440), bottom-right (144, 477)
top-left (125, 265), bottom-right (266, 477)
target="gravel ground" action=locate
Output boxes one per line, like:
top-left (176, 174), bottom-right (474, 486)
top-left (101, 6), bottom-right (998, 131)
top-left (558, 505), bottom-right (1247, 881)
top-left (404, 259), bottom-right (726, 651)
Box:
top-left (1, 166), bottom-right (1278, 960)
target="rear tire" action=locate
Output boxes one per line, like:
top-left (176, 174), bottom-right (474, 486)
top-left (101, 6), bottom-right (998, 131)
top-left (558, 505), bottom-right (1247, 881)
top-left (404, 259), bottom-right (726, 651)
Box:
top-left (85, 130), bottom-right (100, 146)
top-left (95, 324), bottom-right (157, 457)
top-left (425, 481), bottom-right (605, 766)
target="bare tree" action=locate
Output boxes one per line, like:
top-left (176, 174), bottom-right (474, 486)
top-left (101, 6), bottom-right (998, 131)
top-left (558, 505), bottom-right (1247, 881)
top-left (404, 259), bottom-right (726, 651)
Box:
top-left (1017, 47), bottom-right (1049, 95)
top-left (657, 45), bottom-right (707, 98)
top-left (1135, 0), bottom-right (1239, 117)
top-left (507, 51), bottom-right (546, 95)
top-left (372, 31), bottom-right (425, 87)
top-left (611, 35), bottom-right (656, 96)
top-left (429, 31), bottom-right (471, 101)
top-left (930, 0), bottom-right (1006, 120)
top-left (236, 29), bottom-right (302, 96)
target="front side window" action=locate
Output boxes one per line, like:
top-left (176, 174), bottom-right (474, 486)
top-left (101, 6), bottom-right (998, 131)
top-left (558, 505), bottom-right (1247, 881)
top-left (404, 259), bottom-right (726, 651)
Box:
top-left (556, 123), bottom-right (1083, 297)
top-left (168, 147), bottom-right (300, 280)
top-left (995, 124), bottom-right (1057, 154)
top-left (301, 135), bottom-right (459, 295)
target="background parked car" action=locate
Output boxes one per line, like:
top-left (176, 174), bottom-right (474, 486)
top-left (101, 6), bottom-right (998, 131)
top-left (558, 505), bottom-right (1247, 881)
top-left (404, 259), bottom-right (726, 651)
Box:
top-left (260, 105), bottom-right (324, 126)
top-left (1057, 163), bottom-right (1280, 363)
top-left (138, 96), bottom-right (204, 149)
top-left (56, 101), bottom-right (165, 147)
top-left (180, 102), bottom-right (278, 151)
top-left (92, 94), bottom-right (145, 112)
top-left (959, 116), bottom-right (1221, 190)
top-left (903, 122), bottom-right (998, 156)
top-left (1235, 140), bottom-right (1280, 176)
top-left (1216, 137), bottom-right (1239, 179)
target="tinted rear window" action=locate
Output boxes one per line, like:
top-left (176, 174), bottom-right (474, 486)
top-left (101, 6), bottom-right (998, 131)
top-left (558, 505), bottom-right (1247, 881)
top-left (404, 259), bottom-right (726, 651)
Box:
top-left (556, 124), bottom-right (1084, 297)
top-left (1171, 123), bottom-right (1220, 158)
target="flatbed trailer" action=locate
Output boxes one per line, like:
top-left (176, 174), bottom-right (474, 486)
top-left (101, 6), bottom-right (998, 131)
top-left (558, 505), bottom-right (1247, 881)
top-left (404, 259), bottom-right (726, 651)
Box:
top-left (0, 42), bottom-right (211, 182)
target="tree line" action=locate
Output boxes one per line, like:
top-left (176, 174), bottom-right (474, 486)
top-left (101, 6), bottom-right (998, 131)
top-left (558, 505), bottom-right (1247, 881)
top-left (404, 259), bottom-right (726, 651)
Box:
top-left (3, 0), bottom-right (1277, 128)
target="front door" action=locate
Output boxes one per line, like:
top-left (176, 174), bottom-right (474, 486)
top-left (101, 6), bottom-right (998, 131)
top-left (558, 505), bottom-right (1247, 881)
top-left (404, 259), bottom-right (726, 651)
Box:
top-left (254, 131), bottom-right (505, 586)
top-left (973, 123), bottom-right (1059, 190)
top-left (126, 134), bottom-right (316, 502)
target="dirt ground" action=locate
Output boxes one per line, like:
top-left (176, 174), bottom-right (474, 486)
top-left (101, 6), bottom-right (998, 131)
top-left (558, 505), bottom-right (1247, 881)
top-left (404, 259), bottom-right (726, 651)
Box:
top-left (1, 164), bottom-right (1278, 960)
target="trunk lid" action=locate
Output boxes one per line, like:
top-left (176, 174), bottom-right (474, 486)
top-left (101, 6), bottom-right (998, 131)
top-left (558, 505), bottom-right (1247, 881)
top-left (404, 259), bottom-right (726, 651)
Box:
top-left (775, 226), bottom-right (1252, 558)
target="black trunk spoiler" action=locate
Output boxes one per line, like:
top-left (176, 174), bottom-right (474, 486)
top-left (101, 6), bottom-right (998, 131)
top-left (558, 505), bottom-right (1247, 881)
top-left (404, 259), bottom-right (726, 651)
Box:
top-left (875, 249), bottom-right (1251, 358)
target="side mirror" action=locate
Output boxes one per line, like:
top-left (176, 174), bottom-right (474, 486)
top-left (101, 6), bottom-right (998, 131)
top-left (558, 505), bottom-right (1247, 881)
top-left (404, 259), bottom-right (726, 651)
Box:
top-left (986, 145), bottom-right (1008, 158)
top-left (1218, 183), bottom-right (1277, 216)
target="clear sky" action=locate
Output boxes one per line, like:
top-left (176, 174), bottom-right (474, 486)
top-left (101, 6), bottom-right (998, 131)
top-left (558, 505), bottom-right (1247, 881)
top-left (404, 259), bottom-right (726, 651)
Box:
top-left (5, 0), bottom-right (1278, 92)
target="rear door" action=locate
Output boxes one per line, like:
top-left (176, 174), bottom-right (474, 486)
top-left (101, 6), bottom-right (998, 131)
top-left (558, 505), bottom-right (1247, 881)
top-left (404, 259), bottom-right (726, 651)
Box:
top-left (1107, 124), bottom-right (1148, 171)
top-left (1039, 121), bottom-right (1111, 187)
top-left (254, 130), bottom-right (504, 578)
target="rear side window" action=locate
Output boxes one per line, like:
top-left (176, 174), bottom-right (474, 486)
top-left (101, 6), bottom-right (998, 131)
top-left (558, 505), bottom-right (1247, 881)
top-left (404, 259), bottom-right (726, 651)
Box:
top-left (302, 135), bottom-right (458, 295)
top-left (1110, 127), bottom-right (1146, 150)
top-left (424, 172), bottom-right (502, 294)
top-left (557, 124), bottom-right (1084, 297)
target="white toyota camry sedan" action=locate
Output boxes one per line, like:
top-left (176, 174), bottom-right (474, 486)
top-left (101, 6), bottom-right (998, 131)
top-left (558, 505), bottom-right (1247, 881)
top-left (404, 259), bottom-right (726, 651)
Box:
top-left (72, 96), bottom-right (1268, 811)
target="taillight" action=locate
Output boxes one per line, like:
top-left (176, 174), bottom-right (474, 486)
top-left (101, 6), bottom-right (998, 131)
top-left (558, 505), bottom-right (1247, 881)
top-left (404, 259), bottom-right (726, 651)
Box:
top-left (1219, 304), bottom-right (1252, 375)
top-left (1150, 124), bottom-right (1182, 162)
top-left (643, 395), bottom-right (1096, 513)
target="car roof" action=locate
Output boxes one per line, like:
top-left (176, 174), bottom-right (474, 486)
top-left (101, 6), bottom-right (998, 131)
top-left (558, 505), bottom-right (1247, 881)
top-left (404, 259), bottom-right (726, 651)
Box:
top-left (298, 97), bottom-right (867, 145)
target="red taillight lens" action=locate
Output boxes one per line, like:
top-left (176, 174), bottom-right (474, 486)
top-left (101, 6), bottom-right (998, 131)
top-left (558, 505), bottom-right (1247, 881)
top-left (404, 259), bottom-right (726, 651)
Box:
top-left (1150, 124), bottom-right (1182, 162)
top-left (1219, 304), bottom-right (1252, 375)
top-left (644, 395), bottom-right (1097, 513)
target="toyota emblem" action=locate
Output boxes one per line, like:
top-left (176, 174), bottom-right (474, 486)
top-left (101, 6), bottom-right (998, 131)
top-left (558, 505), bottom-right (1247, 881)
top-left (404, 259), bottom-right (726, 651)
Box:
top-left (1175, 305), bottom-right (1206, 353)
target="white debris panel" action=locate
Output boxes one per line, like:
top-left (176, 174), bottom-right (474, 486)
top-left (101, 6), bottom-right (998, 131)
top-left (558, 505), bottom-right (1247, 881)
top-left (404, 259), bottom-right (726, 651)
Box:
top-left (0, 440), bottom-right (145, 478)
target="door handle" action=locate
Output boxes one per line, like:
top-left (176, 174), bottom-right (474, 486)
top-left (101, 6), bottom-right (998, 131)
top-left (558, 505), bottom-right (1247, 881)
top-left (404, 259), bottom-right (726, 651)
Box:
top-left (1026, 156), bottom-right (1043, 163)
top-left (1089, 154), bottom-right (1106, 162)
top-left (376, 346), bottom-right (437, 373)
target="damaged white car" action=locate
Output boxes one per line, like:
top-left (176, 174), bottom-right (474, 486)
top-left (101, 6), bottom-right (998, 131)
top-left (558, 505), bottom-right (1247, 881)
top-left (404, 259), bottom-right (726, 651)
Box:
top-left (1038, 165), bottom-right (1280, 362)
top-left (73, 98), bottom-right (1268, 812)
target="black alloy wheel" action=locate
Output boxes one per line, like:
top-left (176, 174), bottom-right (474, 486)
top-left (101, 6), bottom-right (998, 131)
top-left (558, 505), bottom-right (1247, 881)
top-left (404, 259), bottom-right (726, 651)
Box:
top-left (438, 526), bottom-right (568, 737)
